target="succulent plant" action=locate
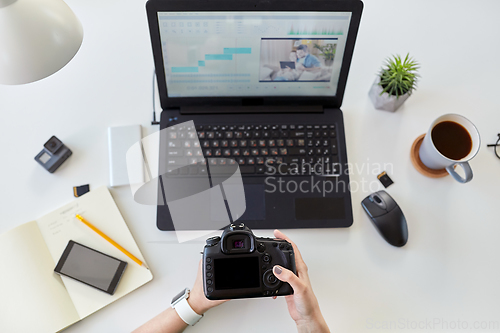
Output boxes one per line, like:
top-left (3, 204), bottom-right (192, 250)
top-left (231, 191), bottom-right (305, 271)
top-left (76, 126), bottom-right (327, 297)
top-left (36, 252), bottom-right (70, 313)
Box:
top-left (379, 53), bottom-right (420, 98)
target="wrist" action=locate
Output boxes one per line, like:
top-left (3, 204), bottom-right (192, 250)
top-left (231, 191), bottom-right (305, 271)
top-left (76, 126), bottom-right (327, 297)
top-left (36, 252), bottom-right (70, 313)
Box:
top-left (295, 312), bottom-right (330, 333)
top-left (187, 294), bottom-right (209, 315)
top-left (296, 321), bottom-right (330, 333)
top-left (171, 288), bottom-right (204, 326)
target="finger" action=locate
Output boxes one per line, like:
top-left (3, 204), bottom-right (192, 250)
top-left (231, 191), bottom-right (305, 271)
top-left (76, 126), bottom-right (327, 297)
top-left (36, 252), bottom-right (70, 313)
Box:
top-left (274, 229), bottom-right (307, 273)
top-left (272, 296), bottom-right (277, 300)
top-left (273, 229), bottom-right (305, 265)
top-left (273, 265), bottom-right (305, 293)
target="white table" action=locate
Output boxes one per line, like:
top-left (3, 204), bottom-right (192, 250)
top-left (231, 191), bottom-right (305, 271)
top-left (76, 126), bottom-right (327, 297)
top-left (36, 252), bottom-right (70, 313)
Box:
top-left (1, 0), bottom-right (499, 332)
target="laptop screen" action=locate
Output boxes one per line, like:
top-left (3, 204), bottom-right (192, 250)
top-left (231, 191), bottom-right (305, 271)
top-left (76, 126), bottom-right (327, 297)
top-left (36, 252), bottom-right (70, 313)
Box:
top-left (157, 12), bottom-right (352, 98)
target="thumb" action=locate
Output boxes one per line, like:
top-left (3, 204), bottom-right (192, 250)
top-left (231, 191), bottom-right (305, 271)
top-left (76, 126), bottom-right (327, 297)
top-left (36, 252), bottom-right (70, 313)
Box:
top-left (273, 265), bottom-right (304, 293)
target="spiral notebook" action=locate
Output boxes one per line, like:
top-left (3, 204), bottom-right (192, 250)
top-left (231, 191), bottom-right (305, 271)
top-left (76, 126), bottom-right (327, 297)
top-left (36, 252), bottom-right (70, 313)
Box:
top-left (0, 186), bottom-right (153, 333)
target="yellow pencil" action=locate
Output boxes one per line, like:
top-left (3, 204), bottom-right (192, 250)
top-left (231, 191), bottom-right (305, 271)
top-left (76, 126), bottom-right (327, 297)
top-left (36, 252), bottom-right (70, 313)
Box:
top-left (75, 214), bottom-right (149, 270)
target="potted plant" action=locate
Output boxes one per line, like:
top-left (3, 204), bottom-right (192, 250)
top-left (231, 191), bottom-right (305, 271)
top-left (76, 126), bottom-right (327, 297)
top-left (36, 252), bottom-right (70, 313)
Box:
top-left (313, 43), bottom-right (336, 67)
top-left (369, 53), bottom-right (420, 112)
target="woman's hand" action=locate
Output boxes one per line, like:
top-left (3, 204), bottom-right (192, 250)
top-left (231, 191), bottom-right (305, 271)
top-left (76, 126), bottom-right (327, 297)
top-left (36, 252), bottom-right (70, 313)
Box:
top-left (133, 260), bottom-right (227, 333)
top-left (188, 259), bottom-right (227, 315)
top-left (272, 229), bottom-right (330, 333)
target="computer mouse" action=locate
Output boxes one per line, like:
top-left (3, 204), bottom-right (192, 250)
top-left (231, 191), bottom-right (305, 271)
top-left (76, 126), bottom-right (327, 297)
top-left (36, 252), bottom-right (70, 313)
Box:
top-left (361, 190), bottom-right (408, 247)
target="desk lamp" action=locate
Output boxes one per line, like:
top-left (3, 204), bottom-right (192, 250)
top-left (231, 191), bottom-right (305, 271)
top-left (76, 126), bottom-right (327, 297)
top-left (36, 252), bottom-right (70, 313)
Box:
top-left (0, 0), bottom-right (83, 85)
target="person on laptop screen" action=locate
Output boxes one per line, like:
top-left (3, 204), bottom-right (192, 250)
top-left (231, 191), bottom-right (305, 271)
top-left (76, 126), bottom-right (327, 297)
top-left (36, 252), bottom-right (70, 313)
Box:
top-left (275, 51), bottom-right (303, 81)
top-left (295, 44), bottom-right (321, 71)
top-left (133, 230), bottom-right (331, 333)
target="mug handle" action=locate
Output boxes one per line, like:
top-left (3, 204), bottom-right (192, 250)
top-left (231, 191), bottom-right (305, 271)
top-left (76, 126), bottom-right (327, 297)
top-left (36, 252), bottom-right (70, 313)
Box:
top-left (446, 162), bottom-right (473, 183)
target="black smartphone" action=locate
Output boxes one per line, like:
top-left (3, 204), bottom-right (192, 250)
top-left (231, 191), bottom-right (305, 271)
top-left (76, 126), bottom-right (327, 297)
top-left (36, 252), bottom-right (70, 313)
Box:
top-left (54, 240), bottom-right (127, 295)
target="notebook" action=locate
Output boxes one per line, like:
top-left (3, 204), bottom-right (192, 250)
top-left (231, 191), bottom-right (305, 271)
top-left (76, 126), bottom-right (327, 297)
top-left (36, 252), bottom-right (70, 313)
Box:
top-left (0, 186), bottom-right (153, 333)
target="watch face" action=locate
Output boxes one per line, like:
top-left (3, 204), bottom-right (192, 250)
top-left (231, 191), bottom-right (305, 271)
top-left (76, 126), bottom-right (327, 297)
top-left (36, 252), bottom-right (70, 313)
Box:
top-left (171, 288), bottom-right (189, 305)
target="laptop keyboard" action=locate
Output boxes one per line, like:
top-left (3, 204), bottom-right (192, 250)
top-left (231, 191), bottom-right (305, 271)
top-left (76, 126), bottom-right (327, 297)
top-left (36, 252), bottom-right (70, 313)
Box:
top-left (165, 123), bottom-right (341, 176)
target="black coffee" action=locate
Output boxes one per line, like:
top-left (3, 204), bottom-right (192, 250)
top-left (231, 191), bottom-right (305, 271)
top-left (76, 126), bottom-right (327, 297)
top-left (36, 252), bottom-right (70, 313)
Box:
top-left (431, 121), bottom-right (472, 160)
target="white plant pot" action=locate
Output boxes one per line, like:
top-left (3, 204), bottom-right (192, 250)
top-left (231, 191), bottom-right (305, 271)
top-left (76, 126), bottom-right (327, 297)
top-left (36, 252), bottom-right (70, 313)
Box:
top-left (368, 78), bottom-right (410, 112)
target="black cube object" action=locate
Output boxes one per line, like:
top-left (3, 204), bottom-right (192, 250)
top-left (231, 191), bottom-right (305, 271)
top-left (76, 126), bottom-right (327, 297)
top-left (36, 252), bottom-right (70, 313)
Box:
top-left (35, 136), bottom-right (72, 173)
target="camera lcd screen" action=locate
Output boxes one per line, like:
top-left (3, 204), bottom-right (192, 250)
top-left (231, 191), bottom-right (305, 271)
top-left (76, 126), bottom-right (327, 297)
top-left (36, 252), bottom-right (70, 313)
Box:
top-left (54, 241), bottom-right (127, 295)
top-left (39, 152), bottom-right (51, 164)
top-left (214, 257), bottom-right (260, 290)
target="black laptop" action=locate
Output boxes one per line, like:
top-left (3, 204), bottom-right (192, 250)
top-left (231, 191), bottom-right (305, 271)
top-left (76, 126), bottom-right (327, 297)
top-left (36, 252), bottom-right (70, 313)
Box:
top-left (146, 0), bottom-right (363, 231)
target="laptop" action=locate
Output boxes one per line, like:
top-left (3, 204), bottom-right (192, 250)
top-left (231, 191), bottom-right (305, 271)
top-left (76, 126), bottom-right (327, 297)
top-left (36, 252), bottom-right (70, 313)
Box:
top-left (146, 0), bottom-right (363, 231)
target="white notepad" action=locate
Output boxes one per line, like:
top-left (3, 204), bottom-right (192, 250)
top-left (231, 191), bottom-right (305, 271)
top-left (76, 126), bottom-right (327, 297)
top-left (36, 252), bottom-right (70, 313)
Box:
top-left (0, 186), bottom-right (153, 333)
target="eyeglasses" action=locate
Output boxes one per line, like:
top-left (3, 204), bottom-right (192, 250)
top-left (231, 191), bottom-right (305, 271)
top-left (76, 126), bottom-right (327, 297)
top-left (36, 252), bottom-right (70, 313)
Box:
top-left (487, 134), bottom-right (500, 159)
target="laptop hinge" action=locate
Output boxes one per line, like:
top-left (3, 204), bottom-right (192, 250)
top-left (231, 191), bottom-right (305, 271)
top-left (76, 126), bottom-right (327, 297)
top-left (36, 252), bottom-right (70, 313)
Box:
top-left (180, 105), bottom-right (324, 114)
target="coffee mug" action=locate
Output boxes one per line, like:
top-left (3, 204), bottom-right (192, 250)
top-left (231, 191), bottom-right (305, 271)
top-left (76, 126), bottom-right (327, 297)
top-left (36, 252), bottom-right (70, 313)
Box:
top-left (419, 114), bottom-right (480, 183)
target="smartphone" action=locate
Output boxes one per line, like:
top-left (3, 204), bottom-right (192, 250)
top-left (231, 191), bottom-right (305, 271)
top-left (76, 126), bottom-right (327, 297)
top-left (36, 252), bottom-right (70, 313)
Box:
top-left (54, 240), bottom-right (127, 295)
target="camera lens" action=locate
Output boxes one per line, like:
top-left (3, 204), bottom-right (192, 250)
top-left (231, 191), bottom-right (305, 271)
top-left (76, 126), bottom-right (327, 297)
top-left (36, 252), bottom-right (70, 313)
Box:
top-left (43, 136), bottom-right (63, 154)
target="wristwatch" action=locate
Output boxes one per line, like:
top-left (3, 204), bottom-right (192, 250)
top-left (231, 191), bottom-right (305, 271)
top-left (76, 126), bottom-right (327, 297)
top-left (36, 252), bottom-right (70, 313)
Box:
top-left (171, 288), bottom-right (203, 326)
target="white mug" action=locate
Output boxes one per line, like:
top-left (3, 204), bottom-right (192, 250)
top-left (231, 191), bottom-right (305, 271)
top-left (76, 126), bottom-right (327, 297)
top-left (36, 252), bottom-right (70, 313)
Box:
top-left (419, 114), bottom-right (480, 183)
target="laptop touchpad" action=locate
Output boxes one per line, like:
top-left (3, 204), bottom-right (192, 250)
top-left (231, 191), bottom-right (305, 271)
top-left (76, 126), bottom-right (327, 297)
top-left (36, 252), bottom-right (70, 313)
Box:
top-left (238, 184), bottom-right (265, 221)
top-left (295, 197), bottom-right (345, 220)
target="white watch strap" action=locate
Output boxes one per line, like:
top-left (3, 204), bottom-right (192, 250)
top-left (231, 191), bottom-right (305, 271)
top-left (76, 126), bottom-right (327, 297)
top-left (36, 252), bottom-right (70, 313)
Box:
top-left (172, 297), bottom-right (203, 326)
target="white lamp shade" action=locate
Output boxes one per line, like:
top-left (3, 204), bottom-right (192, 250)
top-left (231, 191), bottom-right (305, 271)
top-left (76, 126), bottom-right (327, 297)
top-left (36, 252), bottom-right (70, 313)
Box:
top-left (0, 0), bottom-right (83, 85)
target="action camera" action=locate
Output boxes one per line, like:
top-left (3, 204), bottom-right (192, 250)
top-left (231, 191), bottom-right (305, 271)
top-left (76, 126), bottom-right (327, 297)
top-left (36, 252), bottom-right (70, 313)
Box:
top-left (34, 136), bottom-right (72, 173)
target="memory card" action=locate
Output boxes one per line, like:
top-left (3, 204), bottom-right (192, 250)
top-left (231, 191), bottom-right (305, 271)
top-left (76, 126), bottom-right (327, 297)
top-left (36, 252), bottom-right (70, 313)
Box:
top-left (73, 184), bottom-right (90, 197)
top-left (377, 171), bottom-right (394, 188)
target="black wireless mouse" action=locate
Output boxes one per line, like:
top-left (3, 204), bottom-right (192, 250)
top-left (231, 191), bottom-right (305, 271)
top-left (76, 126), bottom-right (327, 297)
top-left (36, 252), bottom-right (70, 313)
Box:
top-left (361, 190), bottom-right (408, 247)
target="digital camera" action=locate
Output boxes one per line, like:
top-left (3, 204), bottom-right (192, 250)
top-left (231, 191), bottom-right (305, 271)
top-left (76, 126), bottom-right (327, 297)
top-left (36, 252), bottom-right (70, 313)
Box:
top-left (203, 223), bottom-right (296, 300)
top-left (34, 136), bottom-right (72, 173)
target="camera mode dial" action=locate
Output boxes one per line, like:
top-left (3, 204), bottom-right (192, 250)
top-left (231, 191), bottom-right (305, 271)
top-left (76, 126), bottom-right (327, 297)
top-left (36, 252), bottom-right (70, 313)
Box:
top-left (206, 236), bottom-right (221, 246)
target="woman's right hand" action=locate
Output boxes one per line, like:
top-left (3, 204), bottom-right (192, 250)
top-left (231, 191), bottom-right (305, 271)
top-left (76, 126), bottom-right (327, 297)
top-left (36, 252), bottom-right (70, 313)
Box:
top-left (272, 229), bottom-right (330, 333)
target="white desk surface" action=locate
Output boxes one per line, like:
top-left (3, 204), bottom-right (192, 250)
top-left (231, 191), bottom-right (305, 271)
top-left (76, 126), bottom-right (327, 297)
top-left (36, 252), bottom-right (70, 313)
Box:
top-left (1, 0), bottom-right (499, 332)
